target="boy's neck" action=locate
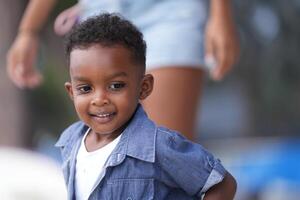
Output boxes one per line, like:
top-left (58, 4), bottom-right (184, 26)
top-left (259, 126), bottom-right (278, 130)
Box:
top-left (84, 129), bottom-right (122, 152)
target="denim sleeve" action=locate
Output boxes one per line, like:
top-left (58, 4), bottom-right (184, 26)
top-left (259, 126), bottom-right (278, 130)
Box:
top-left (156, 128), bottom-right (226, 197)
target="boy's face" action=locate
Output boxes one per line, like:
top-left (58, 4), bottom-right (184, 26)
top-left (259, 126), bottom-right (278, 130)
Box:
top-left (65, 44), bottom-right (153, 137)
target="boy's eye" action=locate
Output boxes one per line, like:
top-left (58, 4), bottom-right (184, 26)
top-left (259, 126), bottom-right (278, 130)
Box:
top-left (77, 85), bottom-right (92, 93)
top-left (109, 82), bottom-right (126, 90)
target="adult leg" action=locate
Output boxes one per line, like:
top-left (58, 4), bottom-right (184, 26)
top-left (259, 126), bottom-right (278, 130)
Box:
top-left (142, 67), bottom-right (204, 140)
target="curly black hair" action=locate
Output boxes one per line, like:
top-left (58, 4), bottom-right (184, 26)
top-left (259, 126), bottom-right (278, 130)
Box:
top-left (64, 13), bottom-right (146, 69)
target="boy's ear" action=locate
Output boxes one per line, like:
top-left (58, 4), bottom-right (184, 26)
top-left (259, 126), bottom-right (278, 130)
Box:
top-left (64, 82), bottom-right (74, 100)
top-left (139, 74), bottom-right (154, 100)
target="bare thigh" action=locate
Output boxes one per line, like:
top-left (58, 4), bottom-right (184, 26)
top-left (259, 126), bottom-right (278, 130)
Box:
top-left (142, 67), bottom-right (204, 140)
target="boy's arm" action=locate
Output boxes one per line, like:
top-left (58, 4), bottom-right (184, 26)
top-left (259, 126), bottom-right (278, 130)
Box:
top-left (6, 0), bottom-right (57, 88)
top-left (203, 172), bottom-right (237, 200)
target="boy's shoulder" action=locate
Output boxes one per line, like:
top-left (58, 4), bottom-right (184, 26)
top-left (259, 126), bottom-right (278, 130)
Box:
top-left (154, 126), bottom-right (216, 168)
top-left (154, 126), bottom-right (197, 157)
top-left (55, 121), bottom-right (88, 148)
top-left (155, 126), bottom-right (190, 147)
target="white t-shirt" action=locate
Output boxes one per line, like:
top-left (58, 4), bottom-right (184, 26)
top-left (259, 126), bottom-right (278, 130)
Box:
top-left (75, 128), bottom-right (121, 200)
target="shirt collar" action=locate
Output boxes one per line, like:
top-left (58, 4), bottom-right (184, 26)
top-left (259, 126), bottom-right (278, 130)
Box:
top-left (55, 121), bottom-right (88, 148)
top-left (111, 104), bottom-right (156, 163)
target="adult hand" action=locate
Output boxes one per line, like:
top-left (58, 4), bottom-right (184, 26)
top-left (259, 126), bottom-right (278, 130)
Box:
top-left (54, 4), bottom-right (80, 36)
top-left (6, 32), bottom-right (43, 89)
top-left (205, 5), bottom-right (240, 81)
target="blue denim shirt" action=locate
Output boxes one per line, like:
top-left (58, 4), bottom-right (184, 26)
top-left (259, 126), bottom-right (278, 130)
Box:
top-left (55, 105), bottom-right (226, 200)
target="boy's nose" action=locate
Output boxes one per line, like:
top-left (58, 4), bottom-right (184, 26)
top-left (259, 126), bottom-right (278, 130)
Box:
top-left (91, 92), bottom-right (110, 106)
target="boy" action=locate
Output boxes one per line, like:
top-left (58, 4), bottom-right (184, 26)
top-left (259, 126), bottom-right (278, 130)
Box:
top-left (56, 13), bottom-right (236, 200)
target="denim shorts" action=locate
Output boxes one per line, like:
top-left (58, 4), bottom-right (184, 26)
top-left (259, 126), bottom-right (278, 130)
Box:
top-left (79, 0), bottom-right (209, 70)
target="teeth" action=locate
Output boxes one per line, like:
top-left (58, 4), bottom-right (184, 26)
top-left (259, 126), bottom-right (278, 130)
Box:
top-left (96, 113), bottom-right (111, 118)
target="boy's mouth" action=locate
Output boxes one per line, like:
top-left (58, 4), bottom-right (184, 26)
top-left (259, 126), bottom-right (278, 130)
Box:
top-left (89, 112), bottom-right (116, 123)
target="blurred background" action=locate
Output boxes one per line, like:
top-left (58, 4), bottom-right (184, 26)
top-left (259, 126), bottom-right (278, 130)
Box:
top-left (0, 0), bottom-right (299, 199)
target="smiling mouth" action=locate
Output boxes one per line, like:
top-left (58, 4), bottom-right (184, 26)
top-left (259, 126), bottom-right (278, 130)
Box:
top-left (90, 112), bottom-right (116, 123)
